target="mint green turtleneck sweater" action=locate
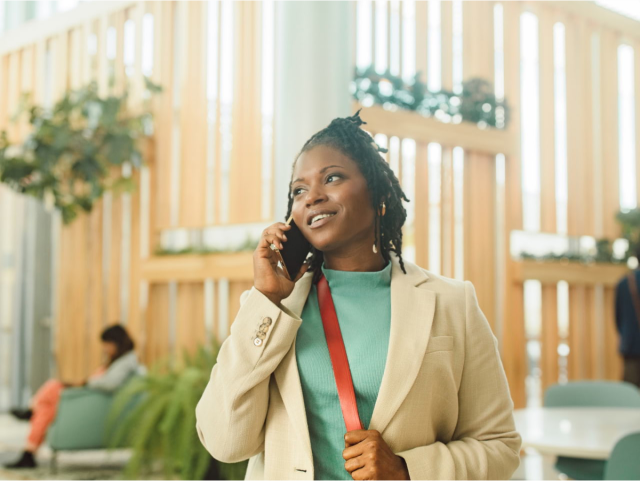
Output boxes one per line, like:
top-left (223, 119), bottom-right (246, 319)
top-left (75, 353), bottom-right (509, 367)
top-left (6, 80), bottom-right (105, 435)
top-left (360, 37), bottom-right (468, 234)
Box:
top-left (295, 260), bottom-right (392, 480)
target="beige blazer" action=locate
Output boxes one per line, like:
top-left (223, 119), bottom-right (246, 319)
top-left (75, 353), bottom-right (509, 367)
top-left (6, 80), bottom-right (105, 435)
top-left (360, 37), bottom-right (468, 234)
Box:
top-left (196, 253), bottom-right (522, 480)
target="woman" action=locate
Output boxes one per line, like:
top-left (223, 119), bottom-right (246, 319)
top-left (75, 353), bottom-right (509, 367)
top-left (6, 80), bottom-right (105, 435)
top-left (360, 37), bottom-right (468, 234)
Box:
top-left (5, 324), bottom-right (143, 469)
top-left (195, 110), bottom-right (521, 480)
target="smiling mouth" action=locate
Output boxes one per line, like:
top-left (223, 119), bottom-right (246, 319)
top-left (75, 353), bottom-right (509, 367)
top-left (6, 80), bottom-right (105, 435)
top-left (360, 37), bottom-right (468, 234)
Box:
top-left (309, 213), bottom-right (337, 229)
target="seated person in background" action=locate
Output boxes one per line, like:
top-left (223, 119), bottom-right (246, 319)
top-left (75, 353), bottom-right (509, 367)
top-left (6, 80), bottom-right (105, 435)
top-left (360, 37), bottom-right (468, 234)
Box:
top-left (4, 324), bottom-right (144, 469)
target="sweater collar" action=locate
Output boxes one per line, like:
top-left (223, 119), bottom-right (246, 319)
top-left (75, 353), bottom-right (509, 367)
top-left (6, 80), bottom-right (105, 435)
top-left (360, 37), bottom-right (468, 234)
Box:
top-left (320, 258), bottom-right (392, 290)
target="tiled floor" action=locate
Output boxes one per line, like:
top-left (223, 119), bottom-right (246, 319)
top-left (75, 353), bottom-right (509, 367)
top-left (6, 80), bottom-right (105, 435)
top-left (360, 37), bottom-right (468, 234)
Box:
top-left (0, 413), bottom-right (564, 480)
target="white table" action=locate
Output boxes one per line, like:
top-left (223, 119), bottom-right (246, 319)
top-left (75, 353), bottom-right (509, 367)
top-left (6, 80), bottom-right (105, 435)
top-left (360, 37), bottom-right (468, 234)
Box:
top-left (513, 407), bottom-right (640, 460)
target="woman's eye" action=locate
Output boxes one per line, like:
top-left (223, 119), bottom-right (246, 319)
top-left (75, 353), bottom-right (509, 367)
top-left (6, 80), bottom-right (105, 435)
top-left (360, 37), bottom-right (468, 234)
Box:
top-left (293, 174), bottom-right (341, 196)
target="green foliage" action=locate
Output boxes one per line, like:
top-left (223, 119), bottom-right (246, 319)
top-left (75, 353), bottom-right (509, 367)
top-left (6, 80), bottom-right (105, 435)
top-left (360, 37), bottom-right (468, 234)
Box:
top-left (351, 65), bottom-right (509, 129)
top-left (107, 342), bottom-right (248, 480)
top-left (0, 78), bottom-right (162, 224)
top-left (617, 208), bottom-right (640, 257)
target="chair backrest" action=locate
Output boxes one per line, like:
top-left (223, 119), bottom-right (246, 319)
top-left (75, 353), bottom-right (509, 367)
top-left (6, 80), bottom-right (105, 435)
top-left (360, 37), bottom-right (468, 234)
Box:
top-left (604, 432), bottom-right (640, 480)
top-left (544, 381), bottom-right (640, 408)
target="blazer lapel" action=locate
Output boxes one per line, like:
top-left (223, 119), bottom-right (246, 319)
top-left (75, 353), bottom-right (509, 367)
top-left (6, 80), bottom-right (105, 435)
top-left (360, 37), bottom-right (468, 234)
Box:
top-left (368, 254), bottom-right (436, 436)
top-left (273, 271), bottom-right (314, 464)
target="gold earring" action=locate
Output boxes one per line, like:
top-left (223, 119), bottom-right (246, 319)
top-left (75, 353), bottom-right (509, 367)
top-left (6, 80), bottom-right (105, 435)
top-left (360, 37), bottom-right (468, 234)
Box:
top-left (379, 202), bottom-right (386, 216)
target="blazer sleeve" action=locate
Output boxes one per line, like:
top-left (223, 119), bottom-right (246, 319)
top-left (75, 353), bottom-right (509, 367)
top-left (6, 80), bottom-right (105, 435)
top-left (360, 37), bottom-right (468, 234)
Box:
top-left (195, 286), bottom-right (303, 464)
top-left (396, 281), bottom-right (522, 480)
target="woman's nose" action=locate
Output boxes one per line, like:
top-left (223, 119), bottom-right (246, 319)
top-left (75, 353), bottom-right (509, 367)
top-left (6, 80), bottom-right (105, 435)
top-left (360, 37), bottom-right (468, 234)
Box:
top-left (305, 186), bottom-right (327, 207)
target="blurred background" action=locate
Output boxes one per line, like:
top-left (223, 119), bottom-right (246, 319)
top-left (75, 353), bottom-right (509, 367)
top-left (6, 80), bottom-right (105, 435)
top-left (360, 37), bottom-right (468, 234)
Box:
top-left (1, 0), bottom-right (640, 479)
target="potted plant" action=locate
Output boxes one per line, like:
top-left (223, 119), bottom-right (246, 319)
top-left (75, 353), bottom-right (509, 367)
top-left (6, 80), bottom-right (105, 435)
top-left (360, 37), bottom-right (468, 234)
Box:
top-left (107, 342), bottom-right (248, 480)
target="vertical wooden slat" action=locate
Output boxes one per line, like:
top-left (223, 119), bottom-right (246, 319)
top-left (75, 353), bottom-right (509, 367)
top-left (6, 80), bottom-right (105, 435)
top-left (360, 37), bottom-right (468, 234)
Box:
top-left (154, 1), bottom-right (174, 229)
top-left (113, 10), bottom-right (126, 94)
top-left (81, 21), bottom-right (92, 85)
top-left (580, 21), bottom-right (596, 237)
top-left (68, 28), bottom-right (82, 90)
top-left (32, 41), bottom-right (46, 116)
top-left (129, 3), bottom-right (144, 107)
top-left (415, 0), bottom-right (428, 83)
top-left (541, 283), bottom-right (559, 390)
top-left (414, 143), bottom-right (429, 268)
top-left (604, 287), bottom-right (622, 379)
top-left (397, 0), bottom-right (403, 77)
top-left (54, 32), bottom-right (69, 100)
top-left (179, 1), bottom-right (208, 227)
top-left (600, 29), bottom-right (620, 240)
top-left (538, 6), bottom-right (559, 391)
top-left (127, 171), bottom-right (142, 341)
top-left (87, 203), bottom-right (104, 371)
top-left (106, 194), bottom-right (122, 324)
top-left (18, 47), bottom-right (34, 140)
top-left (145, 284), bottom-right (170, 366)
top-left (580, 20), bottom-right (600, 379)
top-left (463, 152), bottom-right (496, 332)
top-left (440, 0), bottom-right (453, 91)
top-left (386, 1), bottom-right (391, 72)
top-left (565, 17), bottom-right (595, 381)
top-left (600, 28), bottom-right (623, 379)
top-left (176, 283), bottom-right (206, 356)
top-left (568, 286), bottom-right (587, 379)
top-left (502, 0), bottom-right (526, 408)
top-left (56, 225), bottom-right (70, 380)
top-left (6, 52), bottom-right (21, 141)
top-left (539, 8), bottom-right (556, 235)
top-left (228, 2), bottom-right (262, 224)
top-left (214, 0), bottom-right (224, 225)
top-left (227, 281), bottom-right (254, 333)
top-left (440, 146), bottom-right (454, 278)
top-left (97, 16), bottom-right (109, 95)
top-left (0, 54), bottom-right (9, 131)
top-left (462, 1), bottom-right (494, 82)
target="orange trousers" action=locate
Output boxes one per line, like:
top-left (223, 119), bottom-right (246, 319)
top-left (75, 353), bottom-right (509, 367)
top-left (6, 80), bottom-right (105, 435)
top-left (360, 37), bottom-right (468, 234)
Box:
top-left (27, 379), bottom-right (64, 448)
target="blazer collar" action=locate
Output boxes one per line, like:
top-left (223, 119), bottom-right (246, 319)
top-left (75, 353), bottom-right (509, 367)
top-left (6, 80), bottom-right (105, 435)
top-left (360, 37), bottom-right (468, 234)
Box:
top-left (274, 253), bottom-right (437, 466)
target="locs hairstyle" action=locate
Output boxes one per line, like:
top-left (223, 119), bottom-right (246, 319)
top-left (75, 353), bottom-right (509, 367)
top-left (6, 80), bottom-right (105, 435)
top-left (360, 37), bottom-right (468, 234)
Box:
top-left (285, 109), bottom-right (410, 285)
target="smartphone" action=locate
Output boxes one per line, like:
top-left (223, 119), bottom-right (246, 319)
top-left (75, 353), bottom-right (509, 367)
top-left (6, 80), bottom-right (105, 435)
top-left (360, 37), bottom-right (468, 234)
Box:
top-left (278, 218), bottom-right (311, 280)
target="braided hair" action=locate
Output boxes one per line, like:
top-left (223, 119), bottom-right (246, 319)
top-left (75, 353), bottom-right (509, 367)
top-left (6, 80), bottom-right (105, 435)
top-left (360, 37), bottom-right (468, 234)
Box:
top-left (285, 109), bottom-right (410, 285)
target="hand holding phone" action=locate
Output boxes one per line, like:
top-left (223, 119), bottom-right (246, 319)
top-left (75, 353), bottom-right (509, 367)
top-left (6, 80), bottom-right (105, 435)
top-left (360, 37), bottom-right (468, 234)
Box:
top-left (253, 218), bottom-right (311, 306)
top-left (278, 217), bottom-right (311, 281)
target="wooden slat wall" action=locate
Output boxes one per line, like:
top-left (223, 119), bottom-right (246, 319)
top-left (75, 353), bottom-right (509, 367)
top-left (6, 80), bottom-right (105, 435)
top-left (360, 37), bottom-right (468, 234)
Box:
top-left (0, 1), bottom-right (637, 399)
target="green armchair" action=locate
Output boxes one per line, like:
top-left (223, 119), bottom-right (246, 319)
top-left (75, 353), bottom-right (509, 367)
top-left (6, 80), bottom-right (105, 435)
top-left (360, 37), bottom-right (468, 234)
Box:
top-left (47, 387), bottom-right (115, 451)
top-left (46, 375), bottom-right (145, 473)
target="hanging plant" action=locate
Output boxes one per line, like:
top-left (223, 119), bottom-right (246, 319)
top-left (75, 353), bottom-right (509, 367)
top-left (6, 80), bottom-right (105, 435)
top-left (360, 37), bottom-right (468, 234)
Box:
top-left (0, 78), bottom-right (162, 224)
top-left (350, 65), bottom-right (510, 129)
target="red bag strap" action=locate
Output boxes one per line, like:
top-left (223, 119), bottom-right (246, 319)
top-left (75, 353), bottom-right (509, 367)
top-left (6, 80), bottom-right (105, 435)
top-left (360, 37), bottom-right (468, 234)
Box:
top-left (316, 273), bottom-right (363, 432)
top-left (627, 271), bottom-right (640, 329)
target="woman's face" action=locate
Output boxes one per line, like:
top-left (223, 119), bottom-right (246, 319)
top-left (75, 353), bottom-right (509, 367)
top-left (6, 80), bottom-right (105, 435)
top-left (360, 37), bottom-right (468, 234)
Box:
top-left (101, 341), bottom-right (118, 360)
top-left (291, 145), bottom-right (376, 254)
